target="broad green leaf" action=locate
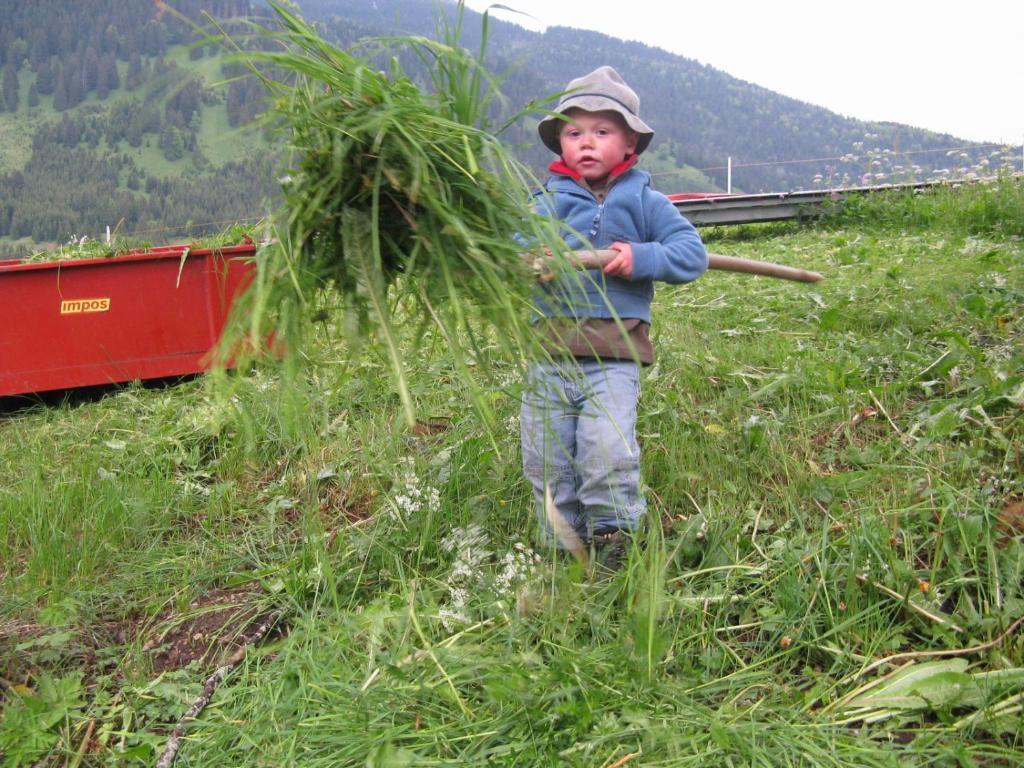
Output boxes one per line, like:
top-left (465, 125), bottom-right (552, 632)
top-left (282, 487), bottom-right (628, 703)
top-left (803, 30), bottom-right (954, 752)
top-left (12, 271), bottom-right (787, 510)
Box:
top-left (841, 659), bottom-right (970, 711)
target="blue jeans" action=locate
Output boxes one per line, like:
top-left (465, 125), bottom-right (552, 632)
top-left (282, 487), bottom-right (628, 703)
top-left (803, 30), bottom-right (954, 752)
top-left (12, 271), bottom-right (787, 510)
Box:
top-left (521, 359), bottom-right (645, 547)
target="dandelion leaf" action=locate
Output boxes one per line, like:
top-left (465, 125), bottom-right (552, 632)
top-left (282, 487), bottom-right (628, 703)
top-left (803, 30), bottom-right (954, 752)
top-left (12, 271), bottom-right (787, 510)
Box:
top-left (841, 659), bottom-right (972, 712)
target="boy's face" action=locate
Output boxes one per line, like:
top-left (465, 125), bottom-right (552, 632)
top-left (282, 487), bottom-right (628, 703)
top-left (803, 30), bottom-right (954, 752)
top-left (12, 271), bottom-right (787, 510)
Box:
top-left (558, 108), bottom-right (638, 184)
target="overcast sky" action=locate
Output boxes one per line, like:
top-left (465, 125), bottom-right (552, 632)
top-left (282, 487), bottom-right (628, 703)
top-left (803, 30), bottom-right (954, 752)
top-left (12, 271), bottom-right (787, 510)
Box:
top-left (462, 0), bottom-right (1022, 147)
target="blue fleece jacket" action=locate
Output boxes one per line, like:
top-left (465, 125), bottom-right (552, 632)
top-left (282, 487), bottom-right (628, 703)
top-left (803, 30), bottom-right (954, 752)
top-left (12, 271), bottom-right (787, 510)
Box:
top-left (534, 165), bottom-right (708, 323)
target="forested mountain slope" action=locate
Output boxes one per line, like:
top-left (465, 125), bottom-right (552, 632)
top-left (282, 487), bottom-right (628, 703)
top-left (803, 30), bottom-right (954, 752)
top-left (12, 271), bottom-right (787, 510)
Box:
top-left (0, 0), bottom-right (993, 250)
top-left (305, 0), bottom-right (984, 190)
top-left (0, 0), bottom-right (275, 250)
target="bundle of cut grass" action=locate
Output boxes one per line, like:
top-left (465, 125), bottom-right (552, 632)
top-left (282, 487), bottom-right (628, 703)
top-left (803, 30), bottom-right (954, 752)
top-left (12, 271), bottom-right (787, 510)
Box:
top-left (228, 1), bottom-right (564, 426)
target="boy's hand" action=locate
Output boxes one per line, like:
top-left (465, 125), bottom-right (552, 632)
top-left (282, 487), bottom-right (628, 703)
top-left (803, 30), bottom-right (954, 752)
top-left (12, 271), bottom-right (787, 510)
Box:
top-left (603, 242), bottom-right (634, 278)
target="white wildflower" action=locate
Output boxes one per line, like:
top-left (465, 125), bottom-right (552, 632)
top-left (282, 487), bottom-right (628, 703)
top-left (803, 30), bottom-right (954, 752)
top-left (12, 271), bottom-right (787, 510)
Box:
top-left (439, 605), bottom-right (468, 630)
top-left (451, 560), bottom-right (474, 581)
top-left (389, 458), bottom-right (441, 519)
top-left (438, 525), bottom-right (491, 630)
top-left (494, 540), bottom-right (541, 598)
top-left (438, 528), bottom-right (544, 629)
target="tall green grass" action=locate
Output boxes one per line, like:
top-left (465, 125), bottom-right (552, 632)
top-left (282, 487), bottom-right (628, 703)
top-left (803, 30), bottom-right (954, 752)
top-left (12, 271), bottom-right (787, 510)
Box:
top-left (2, 181), bottom-right (1022, 765)
top-left (822, 175), bottom-right (1024, 237)
top-left (222, 0), bottom-right (569, 432)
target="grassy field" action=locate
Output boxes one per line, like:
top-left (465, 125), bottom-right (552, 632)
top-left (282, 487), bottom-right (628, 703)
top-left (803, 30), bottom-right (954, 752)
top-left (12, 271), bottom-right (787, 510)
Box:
top-left (1, 182), bottom-right (1022, 765)
top-left (0, 47), bottom-right (263, 180)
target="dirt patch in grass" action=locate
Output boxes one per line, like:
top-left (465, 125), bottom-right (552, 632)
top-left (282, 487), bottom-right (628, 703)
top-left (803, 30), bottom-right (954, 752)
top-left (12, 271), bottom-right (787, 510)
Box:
top-left (998, 496), bottom-right (1024, 546)
top-left (406, 417), bottom-right (452, 440)
top-left (0, 620), bottom-right (48, 662)
top-left (809, 396), bottom-right (925, 473)
top-left (142, 584), bottom-right (273, 673)
top-left (1, 618), bottom-right (128, 685)
top-left (319, 481), bottom-right (374, 526)
top-left (811, 406), bottom-right (883, 453)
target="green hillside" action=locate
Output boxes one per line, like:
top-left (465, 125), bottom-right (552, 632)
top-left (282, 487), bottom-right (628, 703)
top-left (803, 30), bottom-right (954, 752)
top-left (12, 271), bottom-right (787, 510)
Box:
top-left (0, 0), bottom-right (273, 253)
top-left (303, 0), bottom-right (1014, 191)
top-left (0, 49), bottom-right (258, 173)
top-left (0, 0), bottom-right (1015, 251)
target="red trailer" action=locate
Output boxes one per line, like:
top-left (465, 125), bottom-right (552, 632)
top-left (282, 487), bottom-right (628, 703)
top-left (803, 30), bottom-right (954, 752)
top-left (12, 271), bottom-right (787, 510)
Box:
top-left (0, 242), bottom-right (256, 398)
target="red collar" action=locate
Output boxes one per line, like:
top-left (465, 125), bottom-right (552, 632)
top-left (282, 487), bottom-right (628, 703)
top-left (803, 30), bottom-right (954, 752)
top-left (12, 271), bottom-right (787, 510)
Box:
top-left (548, 153), bottom-right (639, 182)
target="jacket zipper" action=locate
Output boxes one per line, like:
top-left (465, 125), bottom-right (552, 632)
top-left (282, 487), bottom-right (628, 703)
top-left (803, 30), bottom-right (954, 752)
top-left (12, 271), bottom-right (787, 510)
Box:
top-left (559, 172), bottom-right (627, 243)
top-left (589, 201), bottom-right (605, 239)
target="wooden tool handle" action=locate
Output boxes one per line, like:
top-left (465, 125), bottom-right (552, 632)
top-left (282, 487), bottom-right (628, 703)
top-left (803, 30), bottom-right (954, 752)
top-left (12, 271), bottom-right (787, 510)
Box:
top-left (707, 253), bottom-right (822, 283)
top-left (564, 250), bottom-right (822, 283)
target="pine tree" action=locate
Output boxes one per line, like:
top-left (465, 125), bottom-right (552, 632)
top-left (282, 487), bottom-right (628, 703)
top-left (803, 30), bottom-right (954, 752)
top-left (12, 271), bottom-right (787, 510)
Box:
top-left (52, 75), bottom-right (67, 111)
top-left (103, 24), bottom-right (121, 58)
top-left (28, 32), bottom-right (46, 70)
top-left (126, 52), bottom-right (142, 90)
top-left (64, 64), bottom-right (84, 108)
top-left (96, 54), bottom-right (118, 100)
top-left (127, 112), bottom-right (145, 147)
top-left (105, 53), bottom-right (119, 91)
top-left (3, 65), bottom-right (19, 112)
top-left (59, 115), bottom-right (81, 147)
top-left (160, 125), bottom-right (185, 161)
top-left (35, 59), bottom-right (54, 95)
top-left (83, 47), bottom-right (99, 93)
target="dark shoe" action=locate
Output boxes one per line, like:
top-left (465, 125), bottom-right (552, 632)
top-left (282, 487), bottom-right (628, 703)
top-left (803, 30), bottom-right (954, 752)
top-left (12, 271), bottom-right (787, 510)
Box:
top-left (591, 530), bottom-right (629, 572)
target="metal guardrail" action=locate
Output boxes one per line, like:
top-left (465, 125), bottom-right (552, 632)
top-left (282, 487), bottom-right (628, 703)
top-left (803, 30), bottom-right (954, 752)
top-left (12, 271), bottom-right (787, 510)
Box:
top-left (671, 176), bottom-right (1011, 226)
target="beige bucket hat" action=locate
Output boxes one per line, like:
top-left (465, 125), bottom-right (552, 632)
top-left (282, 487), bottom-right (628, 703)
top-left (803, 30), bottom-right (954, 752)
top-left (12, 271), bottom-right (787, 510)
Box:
top-left (538, 65), bottom-right (654, 156)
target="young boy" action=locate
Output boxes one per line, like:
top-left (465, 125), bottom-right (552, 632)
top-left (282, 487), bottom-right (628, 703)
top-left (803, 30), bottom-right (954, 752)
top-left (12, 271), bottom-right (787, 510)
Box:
top-left (521, 66), bottom-right (708, 562)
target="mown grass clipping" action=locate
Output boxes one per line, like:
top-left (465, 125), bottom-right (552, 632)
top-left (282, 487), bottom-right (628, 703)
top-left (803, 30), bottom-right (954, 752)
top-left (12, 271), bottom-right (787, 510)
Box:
top-left (227, 1), bottom-right (566, 427)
